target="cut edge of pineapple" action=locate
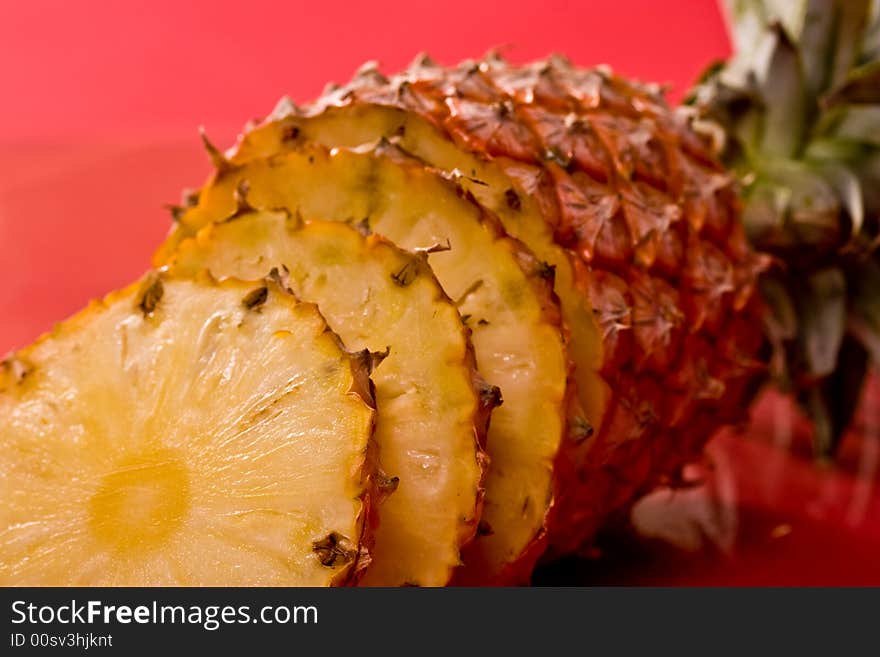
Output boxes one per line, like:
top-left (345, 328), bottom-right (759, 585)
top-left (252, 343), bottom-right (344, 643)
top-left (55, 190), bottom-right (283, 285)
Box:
top-left (226, 103), bottom-right (612, 579)
top-left (0, 269), bottom-right (378, 586)
top-left (229, 99), bottom-right (610, 434)
top-left (230, 103), bottom-right (613, 582)
top-left (157, 140), bottom-right (572, 584)
top-left (167, 212), bottom-right (494, 586)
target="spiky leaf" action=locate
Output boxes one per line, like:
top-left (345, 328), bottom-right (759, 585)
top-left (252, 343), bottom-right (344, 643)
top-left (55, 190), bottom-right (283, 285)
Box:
top-left (798, 268), bottom-right (846, 380)
top-left (693, 0), bottom-right (880, 454)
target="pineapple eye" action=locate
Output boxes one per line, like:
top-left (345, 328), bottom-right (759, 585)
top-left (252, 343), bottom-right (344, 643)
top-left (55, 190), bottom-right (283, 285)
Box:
top-left (312, 532), bottom-right (357, 568)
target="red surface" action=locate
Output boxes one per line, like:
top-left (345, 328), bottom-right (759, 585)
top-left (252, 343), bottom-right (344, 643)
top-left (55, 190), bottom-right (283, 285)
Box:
top-left (536, 386), bottom-right (880, 585)
top-left (1, 0), bottom-right (877, 585)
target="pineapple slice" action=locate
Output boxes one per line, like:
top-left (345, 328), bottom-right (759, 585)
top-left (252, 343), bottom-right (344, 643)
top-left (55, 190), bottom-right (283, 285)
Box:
top-left (169, 215), bottom-right (490, 586)
top-left (220, 57), bottom-right (767, 560)
top-left (157, 143), bottom-right (570, 584)
top-left (236, 99), bottom-right (608, 430)
top-left (231, 107), bottom-right (606, 563)
top-left (0, 272), bottom-right (376, 586)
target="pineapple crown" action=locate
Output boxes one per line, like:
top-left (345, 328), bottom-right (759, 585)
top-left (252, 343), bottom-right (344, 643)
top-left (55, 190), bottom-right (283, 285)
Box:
top-left (688, 0), bottom-right (880, 454)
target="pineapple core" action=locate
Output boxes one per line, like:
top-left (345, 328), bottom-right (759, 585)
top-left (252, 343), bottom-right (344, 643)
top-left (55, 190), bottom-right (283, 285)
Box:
top-left (87, 451), bottom-right (190, 552)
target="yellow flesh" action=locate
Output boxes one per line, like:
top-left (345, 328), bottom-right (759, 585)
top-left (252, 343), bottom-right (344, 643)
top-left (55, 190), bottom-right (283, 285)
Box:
top-left (237, 106), bottom-right (608, 426)
top-left (0, 276), bottom-right (374, 586)
top-left (170, 216), bottom-right (482, 586)
top-left (160, 147), bottom-right (568, 580)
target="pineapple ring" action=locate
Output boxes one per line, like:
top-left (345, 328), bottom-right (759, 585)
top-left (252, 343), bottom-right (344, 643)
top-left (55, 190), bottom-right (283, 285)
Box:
top-left (236, 102), bottom-right (608, 431)
top-left (0, 273), bottom-right (376, 586)
top-left (169, 215), bottom-right (490, 586)
top-left (207, 100), bottom-right (611, 567)
top-left (157, 143), bottom-right (570, 584)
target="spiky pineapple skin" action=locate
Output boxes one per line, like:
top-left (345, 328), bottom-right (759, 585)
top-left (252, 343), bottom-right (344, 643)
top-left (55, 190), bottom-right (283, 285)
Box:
top-left (244, 54), bottom-right (769, 557)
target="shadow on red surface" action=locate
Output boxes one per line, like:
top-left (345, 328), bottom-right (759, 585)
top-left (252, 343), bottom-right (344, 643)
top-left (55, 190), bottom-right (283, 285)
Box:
top-left (536, 384), bottom-right (880, 585)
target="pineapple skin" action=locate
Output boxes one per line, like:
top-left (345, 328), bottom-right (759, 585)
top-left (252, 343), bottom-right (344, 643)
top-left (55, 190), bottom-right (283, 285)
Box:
top-left (234, 53), bottom-right (770, 560)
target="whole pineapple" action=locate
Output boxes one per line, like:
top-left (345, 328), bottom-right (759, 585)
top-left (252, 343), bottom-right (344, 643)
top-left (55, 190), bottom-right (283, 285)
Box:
top-left (184, 51), bottom-right (770, 559)
top-left (5, 2), bottom-right (872, 588)
top-left (689, 0), bottom-right (880, 455)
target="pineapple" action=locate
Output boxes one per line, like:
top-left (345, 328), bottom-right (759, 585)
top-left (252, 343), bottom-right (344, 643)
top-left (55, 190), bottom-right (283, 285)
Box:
top-left (0, 272), bottom-right (377, 586)
top-left (169, 214), bottom-right (491, 586)
top-left (193, 53), bottom-right (767, 558)
top-left (157, 143), bottom-right (571, 584)
top-left (689, 0), bottom-right (880, 455)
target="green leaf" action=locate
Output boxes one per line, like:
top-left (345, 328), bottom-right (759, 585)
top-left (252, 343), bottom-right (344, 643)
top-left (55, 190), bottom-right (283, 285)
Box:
top-left (862, 1), bottom-right (880, 63)
top-left (823, 61), bottom-right (880, 106)
top-left (753, 23), bottom-right (807, 157)
top-left (801, 335), bottom-right (870, 456)
top-left (761, 277), bottom-right (799, 339)
top-left (725, 0), bottom-right (778, 55)
top-left (814, 161), bottom-right (865, 235)
top-left (773, 0), bottom-right (875, 97)
top-left (858, 149), bottom-right (880, 212)
top-left (741, 161), bottom-right (846, 251)
top-left (797, 0), bottom-right (840, 97)
top-left (692, 60), bottom-right (726, 88)
top-left (827, 1), bottom-right (875, 91)
top-left (798, 267), bottom-right (847, 379)
top-left (808, 141), bottom-right (880, 217)
top-left (740, 176), bottom-right (791, 244)
top-left (724, 0), bottom-right (805, 47)
top-left (812, 104), bottom-right (880, 147)
top-left (830, 106), bottom-right (880, 145)
top-left (765, 160), bottom-right (844, 247)
top-left (690, 77), bottom-right (765, 163)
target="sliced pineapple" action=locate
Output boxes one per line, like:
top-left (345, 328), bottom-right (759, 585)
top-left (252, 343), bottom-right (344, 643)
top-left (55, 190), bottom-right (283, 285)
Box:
top-left (157, 143), bottom-right (570, 584)
top-left (234, 101), bottom-right (608, 438)
top-left (0, 272), bottom-right (376, 586)
top-left (227, 59), bottom-right (767, 561)
top-left (204, 101), bottom-right (609, 567)
top-left (169, 214), bottom-right (489, 586)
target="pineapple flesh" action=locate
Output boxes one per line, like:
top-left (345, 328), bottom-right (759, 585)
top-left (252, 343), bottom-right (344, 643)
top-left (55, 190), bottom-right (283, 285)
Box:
top-left (158, 143), bottom-right (570, 584)
top-left (0, 273), bottom-right (376, 586)
top-left (168, 214), bottom-right (490, 586)
top-left (238, 100), bottom-right (608, 430)
top-left (220, 54), bottom-right (768, 558)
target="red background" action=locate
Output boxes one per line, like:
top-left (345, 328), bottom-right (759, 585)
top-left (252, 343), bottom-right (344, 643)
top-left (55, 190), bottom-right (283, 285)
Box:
top-left (1, 0), bottom-right (877, 584)
top-left (0, 0), bottom-right (731, 354)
